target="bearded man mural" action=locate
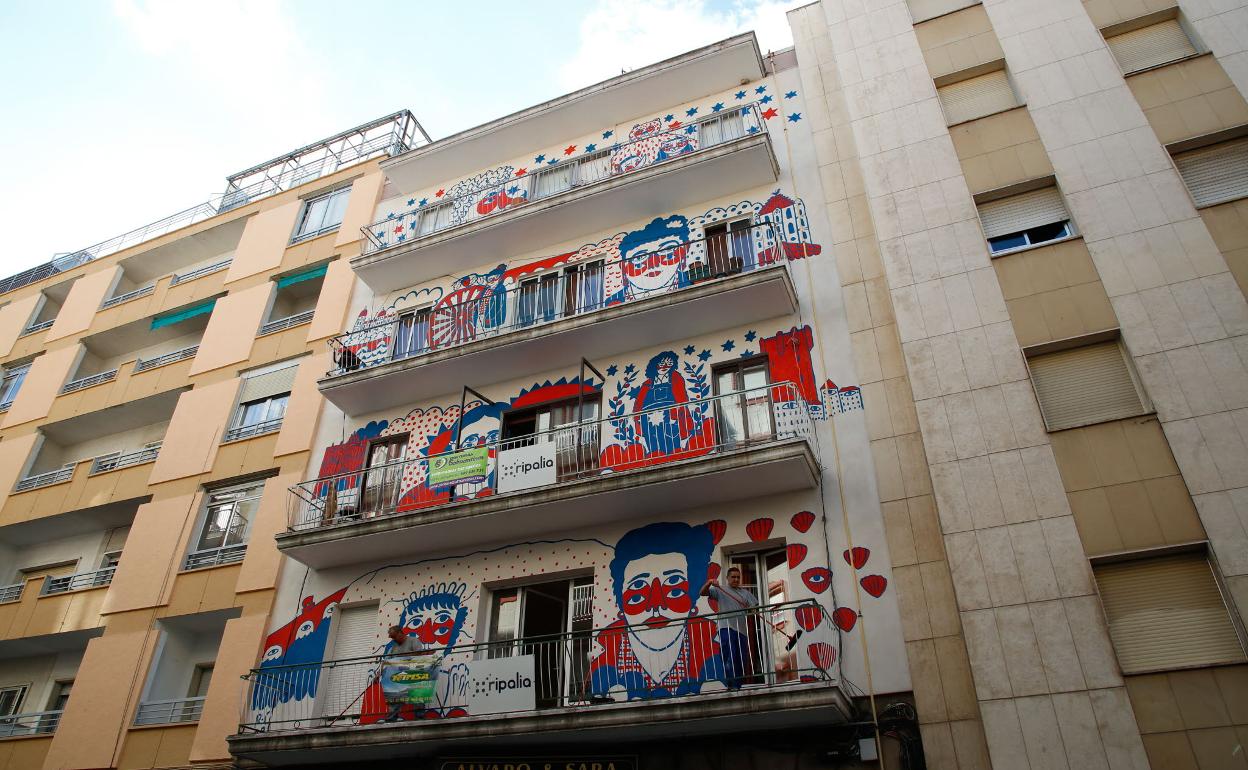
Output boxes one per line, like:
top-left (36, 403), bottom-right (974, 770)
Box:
top-left (590, 522), bottom-right (725, 699)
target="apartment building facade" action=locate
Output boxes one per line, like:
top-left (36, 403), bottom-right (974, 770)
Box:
top-left (0, 112), bottom-right (425, 769)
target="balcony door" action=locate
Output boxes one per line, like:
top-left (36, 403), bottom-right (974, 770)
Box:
top-left (317, 603), bottom-right (379, 722)
top-left (359, 435), bottom-right (407, 517)
top-left (392, 308), bottom-right (431, 360)
top-left (727, 548), bottom-right (797, 685)
top-left (502, 396), bottom-right (601, 479)
top-left (487, 577), bottom-right (593, 709)
top-left (517, 261), bottom-right (607, 328)
top-left (713, 357), bottom-right (773, 448)
top-left (702, 219), bottom-right (753, 278)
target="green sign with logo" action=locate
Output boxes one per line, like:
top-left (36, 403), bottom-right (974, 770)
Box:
top-left (428, 447), bottom-right (489, 490)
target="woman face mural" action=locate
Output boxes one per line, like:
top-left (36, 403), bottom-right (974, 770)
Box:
top-left (619, 215), bottom-right (690, 296)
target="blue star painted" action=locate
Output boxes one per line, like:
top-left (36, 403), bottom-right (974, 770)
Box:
top-left (684, 126), bottom-right (696, 134)
top-left (760, 95), bottom-right (773, 104)
top-left (584, 143), bottom-right (597, 153)
top-left (547, 158), bottom-right (558, 165)
top-left (712, 102), bottom-right (724, 112)
top-left (755, 85), bottom-right (767, 94)
top-left (406, 198), bottom-right (415, 206)
top-left (606, 365), bottom-right (618, 377)
top-left (386, 212), bottom-right (396, 219)
top-left (739, 351), bottom-right (754, 358)
top-left (747, 126), bottom-right (760, 134)
top-left (697, 350), bottom-right (712, 362)
top-left (722, 340), bottom-right (736, 352)
top-left (785, 90), bottom-right (797, 99)
top-left (623, 363), bottom-right (636, 375)
top-left (787, 113), bottom-right (803, 122)
top-left (418, 198), bottom-right (428, 206)
top-left (683, 345), bottom-right (696, 355)
top-left (685, 107), bottom-right (697, 117)
top-left (735, 90), bottom-right (746, 100)
top-left (664, 114), bottom-right (674, 122)
top-left (506, 186), bottom-right (519, 194)
top-left (744, 330), bottom-right (757, 342)
top-left (534, 154), bottom-right (546, 163)
top-left (602, 130), bottom-right (613, 139)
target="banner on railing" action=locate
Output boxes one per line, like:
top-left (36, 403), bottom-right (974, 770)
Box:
top-left (428, 448), bottom-right (489, 490)
top-left (462, 654), bottom-right (535, 714)
top-left (380, 653), bottom-right (441, 706)
top-left (496, 443), bottom-right (557, 494)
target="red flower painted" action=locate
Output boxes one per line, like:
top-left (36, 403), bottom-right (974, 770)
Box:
top-left (832, 607), bottom-right (858, 632)
top-left (860, 574), bottom-right (887, 598)
top-left (746, 518), bottom-right (774, 542)
top-left (791, 511), bottom-right (815, 533)
top-left (787, 543), bottom-right (808, 569)
top-left (705, 520), bottom-right (727, 546)
top-left (842, 547), bottom-right (870, 570)
top-left (808, 642), bottom-right (836, 669)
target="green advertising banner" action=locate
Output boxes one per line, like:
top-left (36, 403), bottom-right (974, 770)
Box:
top-left (428, 447), bottom-right (489, 490)
top-left (380, 654), bottom-right (440, 705)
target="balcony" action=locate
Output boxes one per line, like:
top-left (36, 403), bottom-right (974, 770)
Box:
top-left (354, 104), bottom-right (779, 291)
top-left (134, 697), bottom-right (205, 726)
top-left (230, 600), bottom-right (849, 766)
top-left (277, 383), bottom-right (819, 568)
top-left (0, 709), bottom-right (61, 738)
top-left (322, 225), bottom-right (798, 413)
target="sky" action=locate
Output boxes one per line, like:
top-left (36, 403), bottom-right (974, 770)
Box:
top-left (0, 0), bottom-right (806, 279)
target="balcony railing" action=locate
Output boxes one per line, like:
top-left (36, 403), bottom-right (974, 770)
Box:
top-left (241, 600), bottom-right (832, 733)
top-left (135, 697), bottom-right (205, 726)
top-left (330, 222), bottom-right (781, 377)
top-left (0, 582), bottom-right (24, 604)
top-left (101, 284), bottom-right (155, 309)
top-left (289, 381), bottom-right (814, 533)
top-left (223, 417), bottom-right (283, 444)
top-left (20, 319), bottom-right (55, 337)
top-left (134, 345), bottom-right (199, 372)
top-left (170, 259), bottom-right (231, 286)
top-left (184, 543), bottom-right (247, 571)
top-left (42, 566), bottom-right (116, 595)
top-left (0, 709), bottom-right (63, 737)
top-left (361, 104), bottom-right (763, 256)
top-left (258, 310), bottom-right (315, 337)
top-left (14, 464), bottom-right (75, 493)
top-left (90, 443), bottom-right (161, 475)
top-left (61, 369), bottom-right (118, 395)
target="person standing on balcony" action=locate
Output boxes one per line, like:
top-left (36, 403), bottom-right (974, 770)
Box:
top-left (380, 624), bottom-right (426, 722)
top-left (701, 567), bottom-right (758, 690)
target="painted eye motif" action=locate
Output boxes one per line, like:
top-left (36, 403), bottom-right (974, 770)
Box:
top-left (295, 620), bottom-right (315, 639)
top-left (802, 567), bottom-right (832, 594)
top-left (323, 603), bottom-right (337, 617)
top-left (434, 611), bottom-right (453, 625)
top-left (262, 645), bottom-right (283, 662)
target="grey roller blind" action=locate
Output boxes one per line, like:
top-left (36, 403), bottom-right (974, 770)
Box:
top-left (907, 0), bottom-right (977, 23)
top-left (1096, 553), bottom-right (1246, 673)
top-left (319, 604), bottom-right (380, 717)
top-left (1106, 19), bottom-right (1196, 75)
top-left (1174, 138), bottom-right (1248, 208)
top-left (978, 187), bottom-right (1069, 239)
top-left (938, 69), bottom-right (1017, 125)
top-left (239, 361), bottom-right (298, 402)
top-left (1028, 341), bottom-right (1143, 431)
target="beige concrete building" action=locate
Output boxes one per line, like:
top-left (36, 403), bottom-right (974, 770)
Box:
top-left (2, 2), bottom-right (1247, 767)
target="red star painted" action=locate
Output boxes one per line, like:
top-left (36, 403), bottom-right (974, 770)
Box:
top-left (761, 108), bottom-right (779, 120)
top-left (668, 120), bottom-right (682, 129)
top-left (393, 225), bottom-right (404, 234)
top-left (515, 168), bottom-right (527, 177)
top-left (435, 188), bottom-right (445, 197)
top-left (564, 145), bottom-right (577, 155)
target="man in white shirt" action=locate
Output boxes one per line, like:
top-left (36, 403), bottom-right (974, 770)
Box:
top-left (701, 567), bottom-right (758, 690)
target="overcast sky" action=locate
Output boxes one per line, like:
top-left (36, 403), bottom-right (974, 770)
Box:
top-left (0, 0), bottom-right (803, 278)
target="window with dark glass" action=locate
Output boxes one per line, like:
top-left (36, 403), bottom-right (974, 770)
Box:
top-left (293, 187), bottom-right (351, 241)
top-left (713, 357), bottom-right (773, 446)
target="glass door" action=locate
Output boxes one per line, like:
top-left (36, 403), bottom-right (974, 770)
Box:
top-left (704, 219), bottom-right (752, 278)
top-left (360, 436), bottom-right (406, 517)
top-left (728, 548), bottom-right (794, 685)
top-left (503, 397), bottom-right (601, 479)
top-left (392, 309), bottom-right (431, 360)
top-left (713, 358), bottom-right (773, 449)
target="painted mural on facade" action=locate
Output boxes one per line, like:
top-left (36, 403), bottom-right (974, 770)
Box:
top-left (250, 505), bottom-right (853, 727)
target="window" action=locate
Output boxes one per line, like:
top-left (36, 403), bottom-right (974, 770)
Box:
top-left (0, 362), bottom-right (31, 408)
top-left (416, 202), bottom-right (453, 236)
top-left (188, 665), bottom-right (213, 698)
top-left (233, 394), bottom-right (289, 435)
top-left (723, 547), bottom-right (797, 685)
top-left (293, 187), bottom-right (350, 242)
top-left (485, 578), bottom-right (593, 707)
top-left (977, 185), bottom-right (1075, 254)
top-left (701, 219), bottom-right (753, 279)
top-left (533, 164), bottom-right (575, 199)
top-left (48, 681), bottom-right (72, 712)
top-left (0, 686), bottom-right (26, 717)
top-left (713, 358), bottom-right (773, 447)
top-left (1105, 18), bottom-right (1198, 75)
top-left (226, 360), bottom-right (299, 441)
top-left (1095, 551), bottom-right (1246, 673)
top-left (501, 396), bottom-right (601, 479)
top-left (1173, 137), bottom-right (1248, 208)
top-left (186, 480), bottom-right (264, 569)
top-left (318, 604), bottom-right (379, 718)
top-left (359, 435), bottom-right (407, 517)
top-left (1026, 339), bottom-right (1146, 431)
top-left (907, 0), bottom-right (978, 23)
top-left (937, 67), bottom-right (1019, 125)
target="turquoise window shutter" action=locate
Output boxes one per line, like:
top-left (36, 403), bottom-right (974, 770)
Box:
top-left (151, 298), bottom-right (217, 330)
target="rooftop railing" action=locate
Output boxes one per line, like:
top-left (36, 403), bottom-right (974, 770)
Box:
top-left (0, 709), bottom-right (63, 737)
top-left (41, 566), bottom-right (116, 595)
top-left (240, 599), bottom-right (833, 733)
top-left (289, 381), bottom-right (814, 533)
top-left (330, 222), bottom-right (782, 378)
top-left (361, 104), bottom-right (763, 256)
top-left (90, 444), bottom-right (161, 475)
top-left (60, 369), bottom-right (118, 395)
top-left (135, 697), bottom-right (205, 726)
top-left (134, 345), bottom-right (199, 373)
top-left (0, 110), bottom-right (425, 299)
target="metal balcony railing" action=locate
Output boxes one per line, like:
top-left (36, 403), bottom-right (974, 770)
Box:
top-left (361, 104), bottom-right (763, 256)
top-left (134, 345), bottom-right (199, 373)
top-left (135, 697), bottom-right (205, 726)
top-left (289, 381), bottom-right (814, 533)
top-left (240, 600), bottom-right (833, 733)
top-left (61, 369), bottom-right (118, 395)
top-left (184, 543), bottom-right (247, 571)
top-left (101, 284), bottom-right (155, 309)
top-left (0, 709), bottom-right (63, 737)
top-left (222, 417), bottom-right (283, 444)
top-left (170, 259), bottom-right (231, 286)
top-left (0, 582), bottom-right (24, 604)
top-left (330, 222), bottom-right (782, 377)
top-left (14, 464), bottom-right (75, 493)
top-left (42, 566), bottom-right (116, 595)
top-left (0, 111), bottom-right (425, 300)
top-left (90, 444), bottom-right (161, 475)
top-left (258, 310), bottom-right (315, 337)
top-left (0, 401), bottom-right (11, 413)
top-left (20, 319), bottom-right (55, 336)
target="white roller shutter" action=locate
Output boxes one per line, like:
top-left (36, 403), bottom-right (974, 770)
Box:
top-left (1174, 138), bottom-right (1248, 208)
top-left (1096, 553), bottom-right (1246, 673)
top-left (938, 69), bottom-right (1017, 125)
top-left (978, 187), bottom-right (1069, 240)
top-left (239, 361), bottom-right (299, 402)
top-left (1106, 19), bottom-right (1196, 75)
top-left (1028, 341), bottom-right (1144, 431)
top-left (318, 604), bottom-right (380, 718)
top-left (907, 0), bottom-right (977, 23)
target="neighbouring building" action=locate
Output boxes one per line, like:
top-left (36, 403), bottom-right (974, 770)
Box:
top-left (1, 3), bottom-right (1247, 769)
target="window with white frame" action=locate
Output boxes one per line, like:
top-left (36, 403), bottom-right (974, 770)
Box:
top-left (1105, 16), bottom-right (1198, 75)
top-left (1173, 136), bottom-right (1248, 208)
top-left (978, 185), bottom-right (1075, 255)
top-left (292, 186), bottom-right (351, 242)
top-left (225, 360), bottom-right (299, 442)
top-left (185, 480), bottom-right (265, 569)
top-left (937, 66), bottom-right (1019, 125)
top-left (1095, 550), bottom-right (1246, 673)
top-left (0, 361), bottom-right (32, 408)
top-left (1026, 338), bottom-right (1147, 431)
top-left (0, 685), bottom-right (26, 717)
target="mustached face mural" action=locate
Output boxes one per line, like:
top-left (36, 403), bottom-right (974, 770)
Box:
top-left (590, 522), bottom-right (724, 699)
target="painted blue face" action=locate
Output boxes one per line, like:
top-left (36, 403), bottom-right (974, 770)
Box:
top-left (458, 417), bottom-right (499, 448)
